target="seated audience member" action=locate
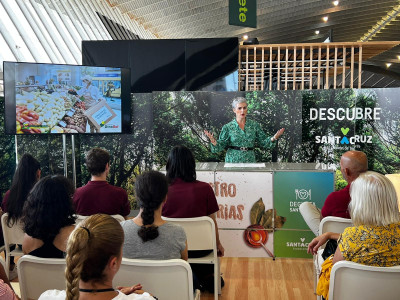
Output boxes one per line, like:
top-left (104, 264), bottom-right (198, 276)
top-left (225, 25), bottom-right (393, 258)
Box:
top-left (300, 150), bottom-right (368, 235)
top-left (73, 148), bottom-right (130, 219)
top-left (22, 175), bottom-right (76, 258)
top-left (1, 153), bottom-right (41, 279)
top-left (162, 145), bottom-right (224, 257)
top-left (308, 171), bottom-right (400, 299)
top-left (122, 171), bottom-right (188, 260)
top-left (38, 214), bottom-right (155, 300)
top-left (0, 262), bottom-right (19, 299)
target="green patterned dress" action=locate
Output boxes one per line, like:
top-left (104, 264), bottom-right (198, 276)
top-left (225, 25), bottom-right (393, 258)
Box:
top-left (210, 119), bottom-right (275, 163)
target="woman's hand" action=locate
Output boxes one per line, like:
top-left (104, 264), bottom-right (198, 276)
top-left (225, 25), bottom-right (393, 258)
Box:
top-left (204, 130), bottom-right (217, 146)
top-left (117, 284), bottom-right (143, 295)
top-left (307, 232), bottom-right (340, 255)
top-left (273, 128), bottom-right (285, 141)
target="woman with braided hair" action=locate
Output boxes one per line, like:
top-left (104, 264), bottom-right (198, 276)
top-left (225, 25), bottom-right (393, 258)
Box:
top-left (121, 171), bottom-right (188, 260)
top-left (38, 214), bottom-right (155, 300)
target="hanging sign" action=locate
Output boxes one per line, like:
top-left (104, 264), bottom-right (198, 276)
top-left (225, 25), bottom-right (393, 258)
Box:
top-left (229, 0), bottom-right (257, 28)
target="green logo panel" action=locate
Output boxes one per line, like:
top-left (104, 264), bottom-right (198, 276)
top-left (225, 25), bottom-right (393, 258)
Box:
top-left (274, 171), bottom-right (334, 230)
top-left (274, 230), bottom-right (315, 258)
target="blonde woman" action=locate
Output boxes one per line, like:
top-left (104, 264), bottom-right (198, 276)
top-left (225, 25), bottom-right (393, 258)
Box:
top-left (39, 214), bottom-right (155, 300)
top-left (308, 171), bottom-right (400, 299)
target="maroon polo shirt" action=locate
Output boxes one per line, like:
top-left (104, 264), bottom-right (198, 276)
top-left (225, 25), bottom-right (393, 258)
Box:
top-left (162, 178), bottom-right (219, 218)
top-left (321, 184), bottom-right (351, 219)
top-left (73, 181), bottom-right (130, 216)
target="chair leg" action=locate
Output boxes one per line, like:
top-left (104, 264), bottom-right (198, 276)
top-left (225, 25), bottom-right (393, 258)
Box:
top-left (217, 258), bottom-right (221, 295)
top-left (5, 252), bottom-right (10, 279)
top-left (214, 263), bottom-right (218, 300)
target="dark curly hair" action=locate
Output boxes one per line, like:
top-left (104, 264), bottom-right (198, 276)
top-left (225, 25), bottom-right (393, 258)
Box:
top-left (166, 145), bottom-right (196, 183)
top-left (7, 153), bottom-right (41, 226)
top-left (22, 175), bottom-right (76, 242)
top-left (85, 148), bottom-right (110, 176)
top-left (135, 171), bottom-right (168, 242)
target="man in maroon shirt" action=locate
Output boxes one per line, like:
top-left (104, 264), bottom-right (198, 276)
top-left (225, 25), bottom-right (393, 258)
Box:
top-left (73, 148), bottom-right (130, 218)
top-left (300, 150), bottom-right (368, 235)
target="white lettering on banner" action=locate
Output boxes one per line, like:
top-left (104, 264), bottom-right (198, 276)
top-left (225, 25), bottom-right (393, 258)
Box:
top-left (286, 242), bottom-right (309, 247)
top-left (315, 135), bottom-right (373, 144)
top-left (286, 238), bottom-right (309, 248)
top-left (309, 107), bottom-right (381, 121)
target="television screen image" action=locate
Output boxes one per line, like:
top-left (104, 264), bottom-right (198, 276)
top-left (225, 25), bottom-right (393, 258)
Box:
top-left (3, 62), bottom-right (131, 134)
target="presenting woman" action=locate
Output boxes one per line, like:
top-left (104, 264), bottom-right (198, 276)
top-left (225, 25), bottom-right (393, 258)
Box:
top-left (204, 97), bottom-right (284, 163)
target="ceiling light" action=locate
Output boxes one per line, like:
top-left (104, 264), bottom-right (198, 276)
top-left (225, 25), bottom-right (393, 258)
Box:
top-left (333, 1), bottom-right (339, 6)
top-left (386, 63), bottom-right (392, 68)
top-left (323, 16), bottom-right (329, 22)
top-left (315, 30), bottom-right (320, 34)
top-left (397, 55), bottom-right (400, 60)
top-left (243, 35), bottom-right (248, 40)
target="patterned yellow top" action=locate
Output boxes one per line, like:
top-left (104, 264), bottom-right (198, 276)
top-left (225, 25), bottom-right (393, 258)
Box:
top-left (338, 222), bottom-right (400, 267)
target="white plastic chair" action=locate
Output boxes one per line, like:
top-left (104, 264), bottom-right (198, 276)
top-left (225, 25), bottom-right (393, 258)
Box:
top-left (74, 214), bottom-right (125, 224)
top-left (314, 216), bottom-right (353, 299)
top-left (114, 258), bottom-right (200, 300)
top-left (385, 174), bottom-right (400, 211)
top-left (163, 216), bottom-right (220, 300)
top-left (17, 255), bottom-right (66, 300)
top-left (1, 213), bottom-right (25, 278)
top-left (329, 260), bottom-right (400, 300)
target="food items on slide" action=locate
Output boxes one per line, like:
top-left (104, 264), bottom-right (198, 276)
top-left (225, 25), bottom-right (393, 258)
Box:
top-left (250, 198), bottom-right (286, 229)
top-left (243, 224), bottom-right (268, 248)
top-left (63, 108), bottom-right (87, 133)
top-left (15, 90), bottom-right (81, 133)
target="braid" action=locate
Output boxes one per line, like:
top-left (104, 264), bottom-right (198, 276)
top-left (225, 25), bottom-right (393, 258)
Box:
top-left (65, 227), bottom-right (90, 300)
top-left (138, 206), bottom-right (159, 242)
top-left (135, 171), bottom-right (168, 243)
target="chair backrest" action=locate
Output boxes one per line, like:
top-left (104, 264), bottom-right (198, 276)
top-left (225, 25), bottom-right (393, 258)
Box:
top-left (74, 214), bottom-right (125, 225)
top-left (114, 258), bottom-right (194, 300)
top-left (385, 174), bottom-right (400, 211)
top-left (329, 260), bottom-right (400, 300)
top-left (1, 213), bottom-right (25, 246)
top-left (319, 216), bottom-right (353, 249)
top-left (162, 216), bottom-right (216, 251)
top-left (17, 255), bottom-right (67, 300)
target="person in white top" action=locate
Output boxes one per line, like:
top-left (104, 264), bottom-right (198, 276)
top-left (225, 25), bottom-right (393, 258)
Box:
top-left (76, 75), bottom-right (103, 133)
top-left (39, 214), bottom-right (155, 300)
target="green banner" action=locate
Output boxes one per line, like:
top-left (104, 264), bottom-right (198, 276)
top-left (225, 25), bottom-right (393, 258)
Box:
top-left (274, 230), bottom-right (315, 258)
top-left (274, 171), bottom-right (334, 230)
top-left (229, 0), bottom-right (257, 28)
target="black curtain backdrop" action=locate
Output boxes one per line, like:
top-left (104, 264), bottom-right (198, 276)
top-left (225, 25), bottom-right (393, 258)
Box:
top-left (82, 38), bottom-right (238, 93)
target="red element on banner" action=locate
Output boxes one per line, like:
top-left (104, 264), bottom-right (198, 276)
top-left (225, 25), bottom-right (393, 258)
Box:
top-left (244, 224), bottom-right (267, 247)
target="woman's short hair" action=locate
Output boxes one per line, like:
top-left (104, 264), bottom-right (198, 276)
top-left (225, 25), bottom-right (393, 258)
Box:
top-left (135, 171), bottom-right (168, 242)
top-left (231, 97), bottom-right (247, 109)
top-left (7, 153), bottom-right (40, 226)
top-left (166, 145), bottom-right (196, 183)
top-left (22, 175), bottom-right (76, 242)
top-left (85, 148), bottom-right (110, 176)
top-left (65, 214), bottom-right (124, 300)
top-left (349, 171), bottom-right (400, 226)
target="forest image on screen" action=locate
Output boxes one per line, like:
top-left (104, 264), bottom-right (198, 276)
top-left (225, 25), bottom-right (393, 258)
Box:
top-left (11, 63), bottom-right (123, 134)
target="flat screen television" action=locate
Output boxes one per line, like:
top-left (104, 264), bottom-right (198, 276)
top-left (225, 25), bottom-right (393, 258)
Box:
top-left (3, 61), bottom-right (131, 134)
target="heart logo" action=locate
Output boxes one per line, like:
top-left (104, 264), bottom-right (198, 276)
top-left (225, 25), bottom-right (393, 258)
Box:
top-left (341, 127), bottom-right (350, 135)
top-left (300, 238), bottom-right (305, 242)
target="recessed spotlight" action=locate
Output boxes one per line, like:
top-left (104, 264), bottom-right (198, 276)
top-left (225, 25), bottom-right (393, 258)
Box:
top-left (323, 16), bottom-right (329, 22)
top-left (386, 63), bottom-right (392, 68)
top-left (243, 35), bottom-right (248, 40)
top-left (315, 30), bottom-right (320, 35)
top-left (333, 1), bottom-right (339, 6)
